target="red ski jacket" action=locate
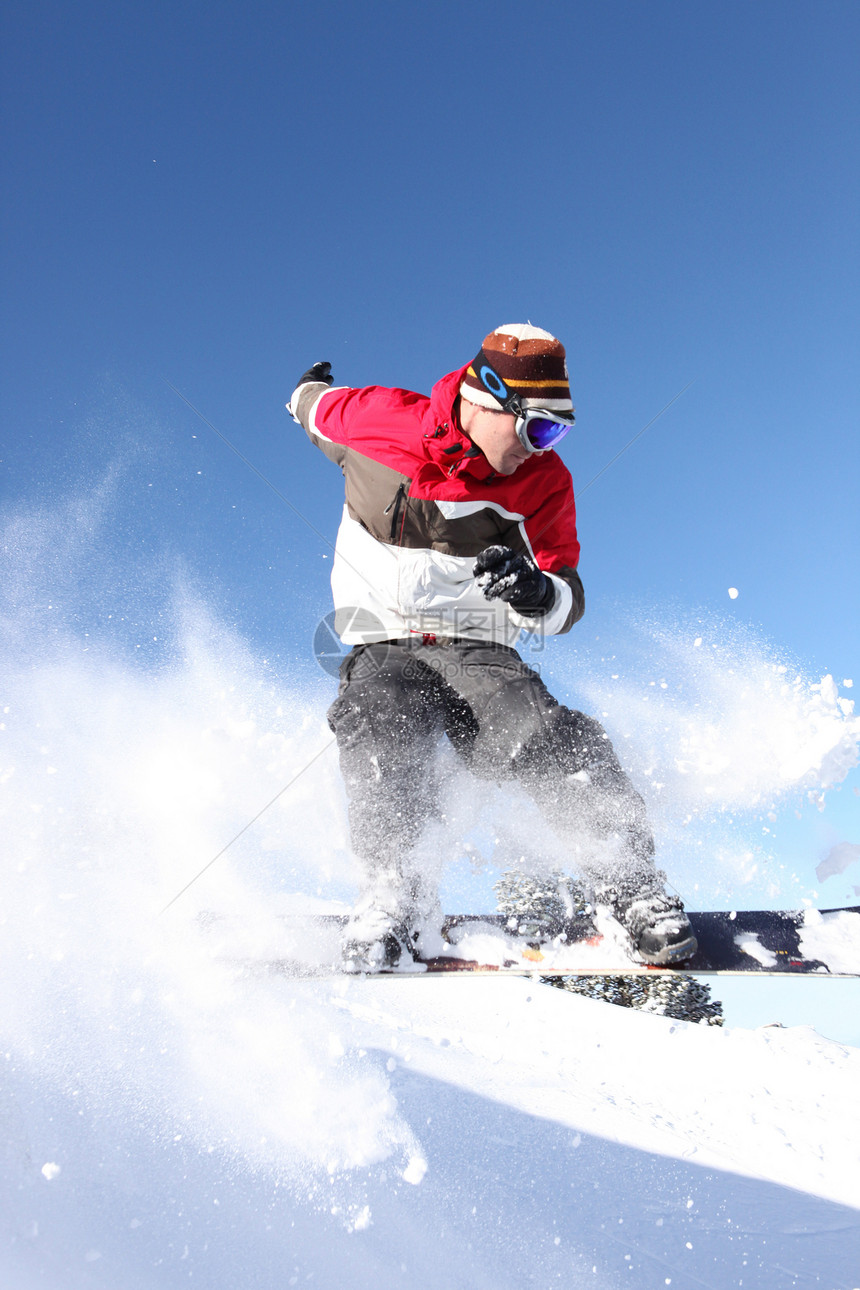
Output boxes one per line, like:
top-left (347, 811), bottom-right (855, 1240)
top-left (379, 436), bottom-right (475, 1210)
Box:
top-left (288, 364), bottom-right (584, 645)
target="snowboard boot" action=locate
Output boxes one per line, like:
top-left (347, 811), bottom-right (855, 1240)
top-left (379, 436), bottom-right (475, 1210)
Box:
top-left (594, 871), bottom-right (698, 966)
top-left (342, 892), bottom-right (416, 973)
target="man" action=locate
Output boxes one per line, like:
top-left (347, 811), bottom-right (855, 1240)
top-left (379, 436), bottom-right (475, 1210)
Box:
top-left (287, 324), bottom-right (696, 969)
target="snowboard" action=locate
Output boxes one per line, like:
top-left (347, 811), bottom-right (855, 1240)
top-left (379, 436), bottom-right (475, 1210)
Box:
top-left (209, 904), bottom-right (860, 978)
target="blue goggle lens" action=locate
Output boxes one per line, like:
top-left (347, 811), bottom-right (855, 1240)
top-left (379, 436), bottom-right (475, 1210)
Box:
top-left (523, 416), bottom-right (573, 451)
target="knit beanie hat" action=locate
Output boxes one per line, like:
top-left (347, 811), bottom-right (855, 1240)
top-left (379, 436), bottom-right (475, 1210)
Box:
top-left (460, 324), bottom-right (573, 416)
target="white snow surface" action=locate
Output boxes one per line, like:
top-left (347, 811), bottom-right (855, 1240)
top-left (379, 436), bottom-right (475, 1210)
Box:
top-left (3, 962), bottom-right (860, 1289)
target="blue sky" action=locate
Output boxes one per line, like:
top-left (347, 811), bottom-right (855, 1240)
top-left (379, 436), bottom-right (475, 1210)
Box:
top-left (2, 2), bottom-right (859, 1030)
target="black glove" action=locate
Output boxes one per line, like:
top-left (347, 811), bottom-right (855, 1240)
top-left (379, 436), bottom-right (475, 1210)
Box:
top-left (296, 360), bottom-right (333, 388)
top-left (473, 545), bottom-right (555, 616)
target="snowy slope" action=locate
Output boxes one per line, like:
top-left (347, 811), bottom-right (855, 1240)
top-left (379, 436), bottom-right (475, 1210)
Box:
top-left (3, 962), bottom-right (859, 1290)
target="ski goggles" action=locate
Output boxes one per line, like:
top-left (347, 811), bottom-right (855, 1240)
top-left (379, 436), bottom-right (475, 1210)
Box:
top-left (470, 352), bottom-right (575, 453)
top-left (514, 408), bottom-right (576, 454)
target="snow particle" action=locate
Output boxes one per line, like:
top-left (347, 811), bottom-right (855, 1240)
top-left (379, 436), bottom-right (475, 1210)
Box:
top-left (402, 1155), bottom-right (427, 1186)
top-left (728, 587), bottom-right (739, 599)
top-left (41, 1162), bottom-right (61, 1181)
top-left (351, 1206), bottom-right (372, 1231)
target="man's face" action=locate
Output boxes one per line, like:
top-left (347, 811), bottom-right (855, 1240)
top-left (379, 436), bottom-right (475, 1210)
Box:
top-left (459, 403), bottom-right (532, 475)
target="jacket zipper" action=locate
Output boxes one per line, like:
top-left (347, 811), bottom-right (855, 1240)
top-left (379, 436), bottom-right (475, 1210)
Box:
top-left (384, 482), bottom-right (407, 542)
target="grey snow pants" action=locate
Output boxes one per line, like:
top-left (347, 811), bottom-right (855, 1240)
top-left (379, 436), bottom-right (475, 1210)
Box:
top-left (327, 639), bottom-right (655, 891)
